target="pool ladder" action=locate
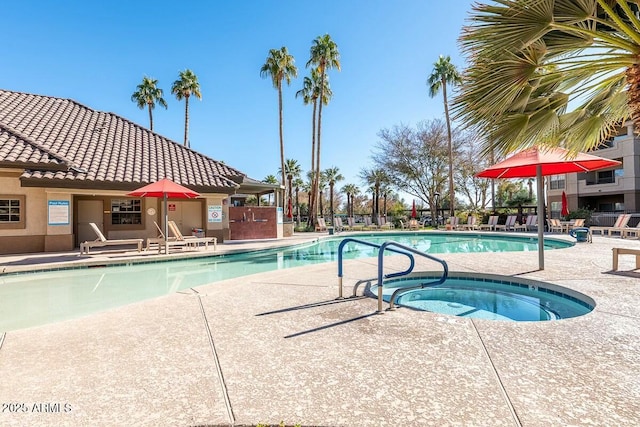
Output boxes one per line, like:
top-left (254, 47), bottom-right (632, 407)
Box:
top-left (337, 238), bottom-right (448, 313)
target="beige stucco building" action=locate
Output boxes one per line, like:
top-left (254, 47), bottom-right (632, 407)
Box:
top-left (0, 89), bottom-right (280, 255)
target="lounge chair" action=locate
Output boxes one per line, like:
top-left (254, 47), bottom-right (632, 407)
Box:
top-left (457, 215), bottom-right (477, 230)
top-left (333, 217), bottom-right (344, 232)
top-left (162, 221), bottom-right (216, 252)
top-left (408, 219), bottom-right (420, 230)
top-left (547, 218), bottom-right (564, 233)
top-left (379, 216), bottom-right (394, 230)
top-left (525, 215), bottom-right (538, 231)
top-left (80, 222), bottom-right (143, 254)
top-left (363, 217), bottom-right (378, 230)
top-left (495, 215), bottom-right (517, 231)
top-left (479, 215), bottom-right (498, 231)
top-left (145, 221), bottom-right (167, 250)
top-left (315, 217), bottom-right (327, 232)
top-left (447, 216), bottom-right (459, 230)
top-left (591, 214), bottom-right (631, 237)
top-left (346, 217), bottom-right (363, 231)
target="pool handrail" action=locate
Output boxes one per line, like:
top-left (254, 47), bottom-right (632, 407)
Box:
top-left (337, 238), bottom-right (415, 299)
top-left (377, 241), bottom-right (448, 312)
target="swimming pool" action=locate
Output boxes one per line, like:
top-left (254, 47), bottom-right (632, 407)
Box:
top-left (0, 232), bottom-right (573, 331)
top-left (371, 273), bottom-right (594, 321)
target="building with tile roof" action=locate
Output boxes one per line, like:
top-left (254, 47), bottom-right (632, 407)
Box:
top-left (0, 89), bottom-right (281, 254)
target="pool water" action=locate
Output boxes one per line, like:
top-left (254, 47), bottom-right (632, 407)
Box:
top-left (0, 233), bottom-right (573, 331)
top-left (374, 276), bottom-right (594, 321)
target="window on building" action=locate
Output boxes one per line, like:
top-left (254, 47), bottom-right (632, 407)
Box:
top-left (0, 195), bottom-right (25, 229)
top-left (597, 170), bottom-right (614, 184)
top-left (111, 199), bottom-right (142, 225)
top-left (549, 175), bottom-right (565, 190)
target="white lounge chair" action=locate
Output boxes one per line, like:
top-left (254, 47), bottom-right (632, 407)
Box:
top-left (591, 214), bottom-right (630, 237)
top-left (346, 217), bottom-right (363, 231)
top-left (379, 216), bottom-right (394, 230)
top-left (479, 215), bottom-right (498, 231)
top-left (363, 217), bottom-right (378, 230)
top-left (162, 221), bottom-right (216, 253)
top-left (495, 215), bottom-right (517, 231)
top-left (457, 215), bottom-right (477, 230)
top-left (315, 217), bottom-right (327, 232)
top-left (80, 222), bottom-right (143, 254)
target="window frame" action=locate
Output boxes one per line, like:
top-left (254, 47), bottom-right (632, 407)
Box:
top-left (110, 198), bottom-right (143, 227)
top-left (0, 195), bottom-right (26, 230)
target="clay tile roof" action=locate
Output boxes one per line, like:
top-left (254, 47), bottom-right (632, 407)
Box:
top-left (0, 89), bottom-right (250, 193)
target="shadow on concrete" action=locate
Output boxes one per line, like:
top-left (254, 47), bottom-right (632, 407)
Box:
top-left (256, 296), bottom-right (367, 317)
top-left (284, 312), bottom-right (378, 339)
top-left (603, 269), bottom-right (640, 279)
top-left (0, 255), bottom-right (83, 267)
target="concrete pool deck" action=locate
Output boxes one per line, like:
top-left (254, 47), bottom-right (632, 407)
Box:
top-left (0, 231), bottom-right (639, 426)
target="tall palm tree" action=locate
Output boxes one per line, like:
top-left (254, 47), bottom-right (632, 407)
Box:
top-left (131, 76), bottom-right (167, 131)
top-left (279, 158), bottom-right (302, 218)
top-left (360, 168), bottom-right (389, 224)
top-left (261, 47), bottom-right (298, 192)
top-left (306, 34), bottom-right (340, 227)
top-left (341, 183), bottom-right (359, 218)
top-left (292, 177), bottom-right (304, 225)
top-left (454, 0), bottom-right (640, 156)
top-left (323, 166), bottom-right (344, 223)
top-left (263, 174), bottom-right (279, 206)
top-left (296, 68), bottom-right (332, 228)
top-left (428, 55), bottom-right (462, 217)
top-left (171, 69), bottom-right (201, 147)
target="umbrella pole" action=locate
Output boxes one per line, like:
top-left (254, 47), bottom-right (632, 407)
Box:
top-left (164, 193), bottom-right (169, 255)
top-left (537, 165), bottom-right (545, 270)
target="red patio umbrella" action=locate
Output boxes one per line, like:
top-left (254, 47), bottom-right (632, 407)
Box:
top-left (411, 200), bottom-right (417, 218)
top-left (477, 146), bottom-right (620, 270)
top-left (127, 178), bottom-right (201, 253)
top-left (286, 197), bottom-right (293, 219)
top-left (561, 191), bottom-right (569, 217)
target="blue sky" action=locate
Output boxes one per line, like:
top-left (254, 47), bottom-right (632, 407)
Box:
top-left (2, 1), bottom-right (474, 198)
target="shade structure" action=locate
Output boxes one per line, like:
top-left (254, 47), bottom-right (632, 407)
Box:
top-left (561, 191), bottom-right (569, 217)
top-left (411, 200), bottom-right (417, 218)
top-left (127, 178), bottom-right (201, 253)
top-left (477, 146), bottom-right (621, 270)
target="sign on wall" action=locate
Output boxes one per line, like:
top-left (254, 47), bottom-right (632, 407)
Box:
top-left (48, 200), bottom-right (70, 225)
top-left (208, 205), bottom-right (222, 223)
top-left (277, 207), bottom-right (283, 224)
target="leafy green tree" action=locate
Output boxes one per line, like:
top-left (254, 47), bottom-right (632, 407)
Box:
top-left (292, 177), bottom-right (305, 225)
top-left (359, 168), bottom-right (389, 223)
top-left (454, 0), bottom-right (640, 156)
top-left (306, 34), bottom-right (340, 226)
top-left (171, 69), bottom-right (201, 147)
top-left (261, 47), bottom-right (298, 191)
top-left (131, 76), bottom-right (167, 131)
top-left (323, 166), bottom-right (344, 222)
top-left (428, 55), bottom-right (462, 216)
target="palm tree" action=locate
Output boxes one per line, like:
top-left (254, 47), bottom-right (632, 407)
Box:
top-left (261, 47), bottom-right (298, 192)
top-left (131, 76), bottom-right (167, 131)
top-left (292, 177), bottom-right (304, 225)
top-left (306, 34), bottom-right (340, 227)
top-left (263, 174), bottom-right (278, 206)
top-left (279, 158), bottom-right (302, 219)
top-left (296, 68), bottom-right (332, 228)
top-left (171, 69), bottom-right (201, 147)
top-left (428, 55), bottom-right (461, 217)
top-left (323, 166), bottom-right (344, 223)
top-left (454, 0), bottom-right (640, 156)
top-left (360, 168), bottom-right (389, 224)
top-left (341, 183), bottom-right (360, 218)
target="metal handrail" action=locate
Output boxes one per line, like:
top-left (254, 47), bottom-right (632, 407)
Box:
top-left (377, 241), bottom-right (448, 312)
top-left (337, 238), bottom-right (415, 299)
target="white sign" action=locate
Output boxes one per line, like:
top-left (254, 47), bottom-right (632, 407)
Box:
top-left (48, 200), bottom-right (70, 225)
top-left (208, 205), bottom-right (222, 223)
top-left (277, 207), bottom-right (283, 224)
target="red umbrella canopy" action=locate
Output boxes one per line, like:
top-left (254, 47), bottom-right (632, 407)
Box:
top-left (561, 191), bottom-right (569, 217)
top-left (127, 178), bottom-right (200, 199)
top-left (476, 146), bottom-right (621, 179)
top-left (411, 200), bottom-right (417, 218)
top-left (286, 198), bottom-right (293, 219)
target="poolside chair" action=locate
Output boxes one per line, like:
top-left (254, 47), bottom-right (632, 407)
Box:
top-left (346, 217), bottom-right (363, 231)
top-left (446, 216), bottom-right (459, 230)
top-left (80, 222), bottom-right (143, 254)
top-left (333, 217), bottom-right (344, 233)
top-left (495, 215), bottom-right (517, 231)
top-left (457, 215), bottom-right (477, 230)
top-left (315, 217), bottom-right (327, 232)
top-left (164, 221), bottom-right (217, 252)
top-left (363, 217), bottom-right (378, 230)
top-left (525, 215), bottom-right (538, 232)
top-left (379, 216), bottom-right (394, 230)
top-left (478, 215), bottom-right (498, 231)
top-left (513, 217), bottom-right (528, 232)
top-left (547, 218), bottom-right (564, 233)
top-left (591, 214), bottom-right (630, 237)
top-left (145, 221), bottom-right (168, 251)
top-left (408, 218), bottom-right (420, 230)
top-left (622, 223), bottom-right (640, 239)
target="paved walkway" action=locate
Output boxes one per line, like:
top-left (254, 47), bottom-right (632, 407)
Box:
top-left (0, 231), bottom-right (639, 426)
